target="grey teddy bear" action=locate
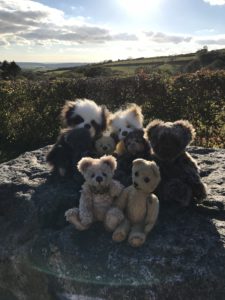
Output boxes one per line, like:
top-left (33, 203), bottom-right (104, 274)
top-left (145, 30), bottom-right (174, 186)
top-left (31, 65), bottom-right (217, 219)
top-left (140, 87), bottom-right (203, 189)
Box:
top-left (146, 119), bottom-right (207, 207)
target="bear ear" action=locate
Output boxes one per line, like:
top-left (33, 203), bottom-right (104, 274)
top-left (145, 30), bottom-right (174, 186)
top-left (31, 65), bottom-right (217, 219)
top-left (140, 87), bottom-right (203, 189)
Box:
top-left (101, 155), bottom-right (117, 171)
top-left (61, 101), bottom-right (76, 127)
top-left (149, 161), bottom-right (161, 179)
top-left (132, 158), bottom-right (145, 167)
top-left (77, 157), bottom-right (94, 174)
top-left (110, 132), bottom-right (119, 144)
top-left (174, 120), bottom-right (196, 145)
top-left (127, 103), bottom-right (144, 127)
top-left (146, 119), bottom-right (164, 141)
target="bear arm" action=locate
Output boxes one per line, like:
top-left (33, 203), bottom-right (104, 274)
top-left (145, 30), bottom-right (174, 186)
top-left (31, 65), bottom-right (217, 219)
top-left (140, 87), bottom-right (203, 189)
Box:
top-left (183, 152), bottom-right (200, 172)
top-left (79, 190), bottom-right (94, 226)
top-left (114, 186), bottom-right (130, 210)
top-left (144, 194), bottom-right (159, 234)
top-left (109, 180), bottom-right (124, 198)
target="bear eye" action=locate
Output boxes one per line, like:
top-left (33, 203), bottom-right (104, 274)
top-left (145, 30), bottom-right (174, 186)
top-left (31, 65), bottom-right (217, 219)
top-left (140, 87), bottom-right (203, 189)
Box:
top-left (127, 125), bottom-right (131, 128)
top-left (135, 171), bottom-right (139, 177)
top-left (102, 172), bottom-right (107, 177)
top-left (144, 177), bottom-right (150, 183)
top-left (91, 173), bottom-right (95, 178)
top-left (118, 128), bottom-right (122, 132)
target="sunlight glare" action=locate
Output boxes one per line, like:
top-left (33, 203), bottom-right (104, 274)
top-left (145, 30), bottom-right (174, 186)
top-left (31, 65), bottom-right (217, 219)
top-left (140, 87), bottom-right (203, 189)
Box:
top-left (119, 0), bottom-right (161, 17)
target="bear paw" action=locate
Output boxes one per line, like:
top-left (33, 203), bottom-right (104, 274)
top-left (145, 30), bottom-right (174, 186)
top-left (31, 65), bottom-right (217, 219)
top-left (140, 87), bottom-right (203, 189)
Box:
top-left (65, 208), bottom-right (88, 231)
top-left (128, 232), bottom-right (146, 248)
top-left (112, 230), bottom-right (127, 242)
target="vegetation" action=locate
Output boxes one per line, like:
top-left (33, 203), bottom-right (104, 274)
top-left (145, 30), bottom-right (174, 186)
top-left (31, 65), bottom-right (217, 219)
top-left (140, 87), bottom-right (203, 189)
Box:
top-left (0, 69), bottom-right (225, 163)
top-left (0, 60), bottom-right (21, 80)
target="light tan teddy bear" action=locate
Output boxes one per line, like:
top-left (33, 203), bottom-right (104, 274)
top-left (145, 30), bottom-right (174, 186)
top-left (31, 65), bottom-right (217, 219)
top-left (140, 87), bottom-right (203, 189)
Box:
top-left (95, 135), bottom-right (116, 156)
top-left (65, 155), bottom-right (124, 231)
top-left (112, 159), bottom-right (161, 247)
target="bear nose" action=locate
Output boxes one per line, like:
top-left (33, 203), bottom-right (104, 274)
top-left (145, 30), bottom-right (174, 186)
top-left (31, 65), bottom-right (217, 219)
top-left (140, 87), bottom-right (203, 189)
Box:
top-left (96, 176), bottom-right (103, 183)
top-left (133, 182), bottom-right (138, 188)
top-left (103, 146), bottom-right (107, 150)
top-left (84, 124), bottom-right (91, 129)
top-left (122, 131), bottom-right (128, 137)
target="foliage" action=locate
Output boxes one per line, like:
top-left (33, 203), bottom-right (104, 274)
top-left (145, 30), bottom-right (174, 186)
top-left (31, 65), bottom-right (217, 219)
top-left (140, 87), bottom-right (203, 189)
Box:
top-left (0, 60), bottom-right (21, 80)
top-left (0, 70), bottom-right (225, 163)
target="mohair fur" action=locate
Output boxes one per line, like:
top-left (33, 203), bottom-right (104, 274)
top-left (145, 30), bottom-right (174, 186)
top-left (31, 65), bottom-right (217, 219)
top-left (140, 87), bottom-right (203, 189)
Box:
top-left (61, 98), bottom-right (110, 139)
top-left (109, 103), bottom-right (144, 142)
top-left (114, 129), bottom-right (151, 186)
top-left (146, 119), bottom-right (207, 206)
top-left (95, 135), bottom-right (116, 157)
top-left (65, 155), bottom-right (124, 231)
top-left (46, 127), bottom-right (94, 177)
top-left (112, 159), bottom-right (161, 248)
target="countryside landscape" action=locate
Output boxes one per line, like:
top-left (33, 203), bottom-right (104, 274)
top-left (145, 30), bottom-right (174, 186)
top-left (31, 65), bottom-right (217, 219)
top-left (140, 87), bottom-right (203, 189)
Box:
top-left (1, 47), bottom-right (225, 163)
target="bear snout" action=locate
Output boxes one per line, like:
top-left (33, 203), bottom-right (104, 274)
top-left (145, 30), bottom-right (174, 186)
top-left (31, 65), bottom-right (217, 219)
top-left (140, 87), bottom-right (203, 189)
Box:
top-left (103, 146), bottom-right (108, 150)
top-left (96, 176), bottom-right (103, 183)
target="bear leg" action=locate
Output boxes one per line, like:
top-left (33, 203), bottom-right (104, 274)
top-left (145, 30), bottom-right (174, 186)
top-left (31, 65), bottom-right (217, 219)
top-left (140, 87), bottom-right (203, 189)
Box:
top-left (65, 208), bottom-right (90, 231)
top-left (104, 207), bottom-right (125, 232)
top-left (128, 224), bottom-right (146, 248)
top-left (112, 218), bottom-right (130, 242)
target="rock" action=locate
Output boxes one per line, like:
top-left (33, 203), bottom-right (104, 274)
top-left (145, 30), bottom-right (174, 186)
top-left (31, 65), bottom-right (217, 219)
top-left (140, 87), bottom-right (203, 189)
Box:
top-left (0, 146), bottom-right (225, 300)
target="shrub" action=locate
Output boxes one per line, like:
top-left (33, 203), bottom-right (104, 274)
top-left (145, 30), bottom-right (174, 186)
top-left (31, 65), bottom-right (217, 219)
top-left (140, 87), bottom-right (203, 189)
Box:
top-left (0, 70), bottom-right (225, 162)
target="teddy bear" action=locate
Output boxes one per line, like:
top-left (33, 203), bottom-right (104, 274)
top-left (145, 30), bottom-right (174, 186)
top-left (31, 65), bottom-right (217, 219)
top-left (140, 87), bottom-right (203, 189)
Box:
top-left (95, 134), bottom-right (117, 157)
top-left (146, 119), bottom-right (207, 207)
top-left (114, 129), bottom-right (151, 186)
top-left (46, 127), bottom-right (94, 177)
top-left (109, 103), bottom-right (144, 155)
top-left (112, 159), bottom-right (161, 247)
top-left (65, 155), bottom-right (125, 231)
top-left (61, 98), bottom-right (110, 139)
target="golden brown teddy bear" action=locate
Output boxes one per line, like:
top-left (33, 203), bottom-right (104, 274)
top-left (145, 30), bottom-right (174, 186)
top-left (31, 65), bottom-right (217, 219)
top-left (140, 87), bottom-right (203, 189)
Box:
top-left (112, 159), bottom-right (161, 247)
top-left (65, 155), bottom-right (124, 231)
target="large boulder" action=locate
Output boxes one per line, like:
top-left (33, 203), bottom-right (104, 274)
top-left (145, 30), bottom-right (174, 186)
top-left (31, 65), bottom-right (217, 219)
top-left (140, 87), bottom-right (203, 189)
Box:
top-left (0, 146), bottom-right (225, 300)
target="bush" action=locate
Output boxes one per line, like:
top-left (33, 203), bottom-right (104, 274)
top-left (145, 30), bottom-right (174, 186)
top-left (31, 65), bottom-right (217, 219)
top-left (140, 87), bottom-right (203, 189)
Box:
top-left (0, 70), bottom-right (225, 163)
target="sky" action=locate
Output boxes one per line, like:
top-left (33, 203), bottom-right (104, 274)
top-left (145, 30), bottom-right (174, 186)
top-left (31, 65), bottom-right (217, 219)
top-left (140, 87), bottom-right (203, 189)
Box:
top-left (0, 0), bottom-right (225, 62)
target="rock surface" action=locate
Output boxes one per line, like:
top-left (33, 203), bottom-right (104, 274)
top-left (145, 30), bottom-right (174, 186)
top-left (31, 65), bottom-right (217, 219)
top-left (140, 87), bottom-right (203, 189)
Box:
top-left (0, 146), bottom-right (225, 300)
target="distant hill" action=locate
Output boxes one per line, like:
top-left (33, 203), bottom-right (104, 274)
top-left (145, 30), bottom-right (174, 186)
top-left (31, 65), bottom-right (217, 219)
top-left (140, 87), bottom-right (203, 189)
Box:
top-left (17, 62), bottom-right (87, 70)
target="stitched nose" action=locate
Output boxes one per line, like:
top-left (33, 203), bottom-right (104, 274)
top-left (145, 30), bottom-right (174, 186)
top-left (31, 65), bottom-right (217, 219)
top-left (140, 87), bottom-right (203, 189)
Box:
top-left (122, 131), bottom-right (128, 137)
top-left (84, 124), bottom-right (91, 129)
top-left (133, 182), bottom-right (138, 188)
top-left (96, 176), bottom-right (103, 183)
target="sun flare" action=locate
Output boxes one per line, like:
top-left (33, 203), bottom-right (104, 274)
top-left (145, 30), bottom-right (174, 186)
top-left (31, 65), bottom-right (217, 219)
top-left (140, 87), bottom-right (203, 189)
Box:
top-left (119, 0), bottom-right (161, 16)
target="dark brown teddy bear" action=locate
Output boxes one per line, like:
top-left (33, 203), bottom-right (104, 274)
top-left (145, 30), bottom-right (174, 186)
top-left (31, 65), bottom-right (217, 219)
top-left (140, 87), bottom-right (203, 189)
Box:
top-left (114, 129), bottom-right (151, 186)
top-left (146, 119), bottom-right (207, 207)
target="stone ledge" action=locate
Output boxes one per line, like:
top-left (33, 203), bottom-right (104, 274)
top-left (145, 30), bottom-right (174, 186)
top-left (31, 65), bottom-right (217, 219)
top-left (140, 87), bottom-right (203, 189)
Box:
top-left (0, 146), bottom-right (225, 300)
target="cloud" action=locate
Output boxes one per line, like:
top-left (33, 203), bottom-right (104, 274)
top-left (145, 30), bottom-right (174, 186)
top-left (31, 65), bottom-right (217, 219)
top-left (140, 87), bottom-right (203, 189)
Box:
top-left (145, 31), bottom-right (192, 44)
top-left (0, 0), bottom-right (138, 46)
top-left (203, 0), bottom-right (225, 5)
top-left (197, 38), bottom-right (225, 45)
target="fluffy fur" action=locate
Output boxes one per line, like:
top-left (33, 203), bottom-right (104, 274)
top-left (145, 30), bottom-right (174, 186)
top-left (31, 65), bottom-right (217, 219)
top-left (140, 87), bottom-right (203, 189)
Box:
top-left (109, 103), bottom-right (144, 141)
top-left (95, 134), bottom-right (116, 156)
top-left (112, 159), bottom-right (161, 247)
top-left (146, 119), bottom-right (207, 206)
top-left (61, 99), bottom-right (109, 139)
top-left (46, 127), bottom-right (94, 177)
top-left (114, 129), bottom-right (151, 186)
top-left (65, 156), bottom-right (124, 231)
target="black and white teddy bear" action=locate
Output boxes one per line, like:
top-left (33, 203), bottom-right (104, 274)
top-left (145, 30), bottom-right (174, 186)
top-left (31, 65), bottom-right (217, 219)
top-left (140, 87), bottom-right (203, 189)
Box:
top-left (61, 98), bottom-right (109, 139)
top-left (47, 99), bottom-right (110, 177)
top-left (146, 119), bottom-right (207, 207)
